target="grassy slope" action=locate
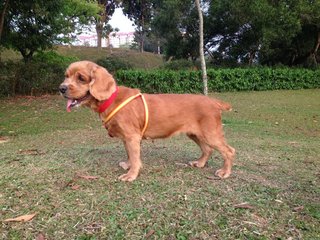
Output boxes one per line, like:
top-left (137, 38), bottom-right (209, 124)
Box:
top-left (1, 46), bottom-right (164, 69)
top-left (0, 90), bottom-right (319, 239)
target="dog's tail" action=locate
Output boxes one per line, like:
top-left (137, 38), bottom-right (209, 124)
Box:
top-left (214, 99), bottom-right (232, 111)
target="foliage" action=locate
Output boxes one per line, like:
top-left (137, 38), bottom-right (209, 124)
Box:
top-left (0, 52), bottom-right (78, 97)
top-left (116, 68), bottom-right (320, 93)
top-left (94, 0), bottom-right (118, 48)
top-left (142, 0), bottom-right (320, 66)
top-left (96, 56), bottom-right (133, 73)
top-left (121, 0), bottom-right (154, 52)
top-left (1, 0), bottom-right (99, 62)
top-left (151, 0), bottom-right (200, 60)
top-left (208, 0), bottom-right (320, 66)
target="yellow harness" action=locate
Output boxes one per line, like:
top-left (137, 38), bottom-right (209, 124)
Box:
top-left (102, 93), bottom-right (149, 136)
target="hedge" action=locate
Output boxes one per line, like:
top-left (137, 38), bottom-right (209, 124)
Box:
top-left (116, 68), bottom-right (320, 93)
top-left (0, 51), bottom-right (78, 97)
top-left (1, 63), bottom-right (319, 97)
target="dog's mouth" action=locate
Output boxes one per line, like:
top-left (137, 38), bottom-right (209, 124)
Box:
top-left (66, 93), bottom-right (90, 112)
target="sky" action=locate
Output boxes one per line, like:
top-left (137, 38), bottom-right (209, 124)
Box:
top-left (108, 8), bottom-right (135, 33)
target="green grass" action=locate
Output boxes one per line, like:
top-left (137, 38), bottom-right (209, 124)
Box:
top-left (0, 46), bottom-right (164, 69)
top-left (0, 89), bottom-right (319, 239)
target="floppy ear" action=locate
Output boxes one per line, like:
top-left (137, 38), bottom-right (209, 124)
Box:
top-left (89, 66), bottom-right (116, 101)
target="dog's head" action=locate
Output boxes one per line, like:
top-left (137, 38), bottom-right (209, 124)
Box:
top-left (59, 61), bottom-right (116, 111)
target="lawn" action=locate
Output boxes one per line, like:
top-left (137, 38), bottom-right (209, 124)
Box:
top-left (0, 46), bottom-right (164, 69)
top-left (0, 89), bottom-right (319, 239)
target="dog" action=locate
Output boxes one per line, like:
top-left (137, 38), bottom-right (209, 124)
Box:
top-left (59, 61), bottom-right (235, 182)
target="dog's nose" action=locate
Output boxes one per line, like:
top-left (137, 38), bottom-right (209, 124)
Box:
top-left (59, 85), bottom-right (68, 94)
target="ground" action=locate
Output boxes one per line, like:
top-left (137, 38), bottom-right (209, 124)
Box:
top-left (0, 89), bottom-right (319, 239)
top-left (1, 46), bottom-right (164, 69)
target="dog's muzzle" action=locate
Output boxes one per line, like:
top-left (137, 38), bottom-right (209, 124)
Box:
top-left (59, 84), bottom-right (68, 95)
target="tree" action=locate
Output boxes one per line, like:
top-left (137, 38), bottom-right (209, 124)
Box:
top-left (122, 0), bottom-right (154, 52)
top-left (94, 0), bottom-right (118, 49)
top-left (0, 0), bottom-right (10, 41)
top-left (151, 0), bottom-right (200, 60)
top-left (195, 0), bottom-right (207, 95)
top-left (206, 0), bottom-right (319, 66)
top-left (1, 0), bottom-right (99, 62)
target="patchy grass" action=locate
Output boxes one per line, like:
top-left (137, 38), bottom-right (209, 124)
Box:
top-left (0, 89), bottom-right (319, 239)
top-left (0, 46), bottom-right (164, 69)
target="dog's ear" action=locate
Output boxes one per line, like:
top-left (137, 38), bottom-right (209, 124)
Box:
top-left (89, 66), bottom-right (116, 101)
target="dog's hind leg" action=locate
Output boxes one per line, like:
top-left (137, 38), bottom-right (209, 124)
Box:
top-left (212, 140), bottom-right (235, 178)
top-left (195, 115), bottom-right (235, 179)
top-left (187, 134), bottom-right (213, 168)
top-left (204, 128), bottom-right (235, 179)
top-left (118, 136), bottom-right (142, 182)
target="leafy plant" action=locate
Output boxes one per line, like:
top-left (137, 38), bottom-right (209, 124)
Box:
top-left (96, 57), bottom-right (132, 73)
top-left (116, 68), bottom-right (320, 93)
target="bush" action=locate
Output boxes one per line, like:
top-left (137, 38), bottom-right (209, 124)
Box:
top-left (96, 57), bottom-right (132, 73)
top-left (0, 51), bottom-right (78, 97)
top-left (116, 68), bottom-right (320, 93)
top-left (0, 61), bottom-right (16, 97)
top-left (117, 70), bottom-right (202, 93)
top-left (33, 51), bottom-right (77, 68)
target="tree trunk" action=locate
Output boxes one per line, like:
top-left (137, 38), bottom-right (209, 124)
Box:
top-left (308, 31), bottom-right (320, 65)
top-left (157, 40), bottom-right (160, 54)
top-left (140, 14), bottom-right (145, 53)
top-left (0, 0), bottom-right (10, 41)
top-left (19, 48), bottom-right (34, 63)
top-left (195, 0), bottom-right (208, 96)
top-left (95, 3), bottom-right (107, 50)
top-left (248, 50), bottom-right (256, 65)
top-left (140, 32), bottom-right (144, 52)
top-left (96, 23), bottom-right (103, 49)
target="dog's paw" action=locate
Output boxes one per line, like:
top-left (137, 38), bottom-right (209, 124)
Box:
top-left (215, 169), bottom-right (231, 179)
top-left (118, 172), bottom-right (138, 182)
top-left (119, 161), bottom-right (131, 170)
top-left (189, 161), bottom-right (206, 168)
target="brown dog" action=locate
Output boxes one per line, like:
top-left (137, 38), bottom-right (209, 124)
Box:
top-left (59, 61), bottom-right (235, 182)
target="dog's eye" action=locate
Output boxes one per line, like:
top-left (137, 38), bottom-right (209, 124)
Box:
top-left (78, 75), bottom-right (86, 82)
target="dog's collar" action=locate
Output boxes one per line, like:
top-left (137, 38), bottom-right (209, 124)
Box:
top-left (98, 86), bottom-right (119, 113)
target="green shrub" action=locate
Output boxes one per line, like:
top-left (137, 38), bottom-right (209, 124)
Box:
top-left (116, 70), bottom-right (202, 93)
top-left (116, 68), bottom-right (320, 93)
top-left (33, 51), bottom-right (78, 68)
top-left (0, 51), bottom-right (79, 97)
top-left (0, 61), bottom-right (16, 97)
top-left (96, 57), bottom-right (132, 73)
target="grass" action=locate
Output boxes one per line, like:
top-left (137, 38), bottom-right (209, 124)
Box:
top-left (0, 89), bottom-right (319, 239)
top-left (0, 46), bottom-right (164, 69)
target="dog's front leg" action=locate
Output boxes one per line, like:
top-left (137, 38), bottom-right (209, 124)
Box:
top-left (118, 136), bottom-right (142, 182)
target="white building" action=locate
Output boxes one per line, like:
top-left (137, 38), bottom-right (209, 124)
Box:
top-left (76, 31), bottom-right (135, 48)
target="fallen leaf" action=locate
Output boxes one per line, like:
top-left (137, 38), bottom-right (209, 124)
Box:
top-left (206, 176), bottom-right (221, 180)
top-left (175, 162), bottom-right (189, 167)
top-left (293, 206), bottom-right (304, 212)
top-left (234, 202), bottom-right (254, 209)
top-left (18, 149), bottom-right (42, 155)
top-left (36, 233), bottom-right (46, 240)
top-left (77, 174), bottom-right (99, 180)
top-left (71, 184), bottom-right (81, 190)
top-left (4, 213), bottom-right (36, 222)
top-left (0, 137), bottom-right (9, 144)
top-left (145, 229), bottom-right (155, 239)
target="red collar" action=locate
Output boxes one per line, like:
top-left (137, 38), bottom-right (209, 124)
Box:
top-left (98, 86), bottom-right (119, 113)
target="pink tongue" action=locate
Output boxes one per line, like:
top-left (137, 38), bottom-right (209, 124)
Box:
top-left (67, 99), bottom-right (73, 112)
